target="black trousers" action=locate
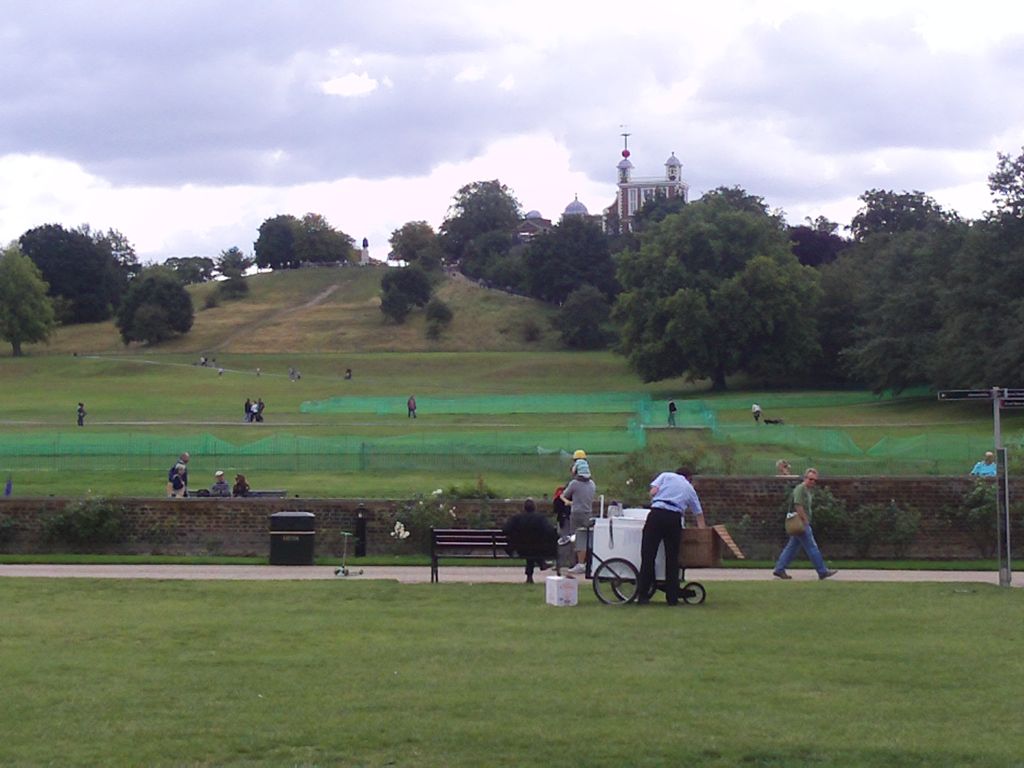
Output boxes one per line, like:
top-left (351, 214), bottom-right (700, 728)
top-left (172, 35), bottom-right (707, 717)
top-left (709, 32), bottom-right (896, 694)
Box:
top-left (637, 508), bottom-right (682, 604)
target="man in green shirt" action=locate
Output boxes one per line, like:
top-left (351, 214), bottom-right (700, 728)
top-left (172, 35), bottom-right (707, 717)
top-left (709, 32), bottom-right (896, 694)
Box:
top-left (772, 468), bottom-right (837, 580)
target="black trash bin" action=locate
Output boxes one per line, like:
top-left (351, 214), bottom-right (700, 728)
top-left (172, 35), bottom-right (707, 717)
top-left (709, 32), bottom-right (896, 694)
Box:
top-left (269, 511), bottom-right (316, 565)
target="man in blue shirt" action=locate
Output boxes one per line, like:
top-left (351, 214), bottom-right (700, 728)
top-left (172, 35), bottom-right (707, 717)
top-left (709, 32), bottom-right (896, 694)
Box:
top-left (637, 467), bottom-right (705, 605)
top-left (970, 451), bottom-right (997, 477)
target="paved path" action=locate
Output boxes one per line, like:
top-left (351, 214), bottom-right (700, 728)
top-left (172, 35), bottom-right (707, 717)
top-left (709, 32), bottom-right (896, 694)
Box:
top-left (0, 565), bottom-right (1019, 586)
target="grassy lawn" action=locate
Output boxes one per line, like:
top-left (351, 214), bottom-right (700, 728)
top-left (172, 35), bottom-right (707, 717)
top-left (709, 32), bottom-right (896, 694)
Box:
top-left (0, 578), bottom-right (1020, 767)
top-left (2, 262), bottom-right (1019, 496)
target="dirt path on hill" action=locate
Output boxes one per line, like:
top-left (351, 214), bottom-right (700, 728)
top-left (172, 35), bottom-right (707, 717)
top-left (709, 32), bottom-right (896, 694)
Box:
top-left (210, 284), bottom-right (340, 352)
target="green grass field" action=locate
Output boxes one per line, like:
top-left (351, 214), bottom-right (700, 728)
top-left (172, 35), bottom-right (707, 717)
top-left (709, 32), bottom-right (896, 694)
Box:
top-left (2, 266), bottom-right (1021, 498)
top-left (0, 578), bottom-right (1020, 767)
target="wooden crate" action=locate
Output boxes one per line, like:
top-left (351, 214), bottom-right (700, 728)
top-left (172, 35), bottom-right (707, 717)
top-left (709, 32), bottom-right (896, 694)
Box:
top-left (680, 525), bottom-right (745, 567)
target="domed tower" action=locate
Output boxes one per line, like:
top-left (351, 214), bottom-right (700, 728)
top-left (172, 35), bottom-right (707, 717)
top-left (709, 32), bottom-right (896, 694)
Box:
top-left (562, 195), bottom-right (589, 220)
top-left (665, 152), bottom-right (681, 182)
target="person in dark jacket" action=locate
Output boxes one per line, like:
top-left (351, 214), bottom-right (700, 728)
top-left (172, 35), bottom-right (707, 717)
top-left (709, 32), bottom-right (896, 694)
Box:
top-left (232, 473), bottom-right (250, 497)
top-left (503, 498), bottom-right (558, 583)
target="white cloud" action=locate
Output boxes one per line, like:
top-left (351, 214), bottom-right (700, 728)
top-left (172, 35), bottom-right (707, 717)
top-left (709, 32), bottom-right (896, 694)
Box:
top-left (320, 72), bottom-right (382, 97)
top-left (1, 1), bottom-right (1022, 263)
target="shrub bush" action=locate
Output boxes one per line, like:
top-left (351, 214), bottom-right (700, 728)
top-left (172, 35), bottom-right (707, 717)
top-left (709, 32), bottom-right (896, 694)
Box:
top-left (43, 497), bottom-right (126, 550)
top-left (887, 501), bottom-right (921, 558)
top-left (848, 502), bottom-right (886, 558)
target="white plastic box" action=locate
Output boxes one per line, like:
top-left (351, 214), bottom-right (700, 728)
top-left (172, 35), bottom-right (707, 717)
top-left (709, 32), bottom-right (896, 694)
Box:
top-left (545, 575), bottom-right (578, 606)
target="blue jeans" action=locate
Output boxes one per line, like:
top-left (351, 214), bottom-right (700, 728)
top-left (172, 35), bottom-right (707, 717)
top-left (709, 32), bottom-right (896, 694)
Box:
top-left (774, 524), bottom-right (828, 576)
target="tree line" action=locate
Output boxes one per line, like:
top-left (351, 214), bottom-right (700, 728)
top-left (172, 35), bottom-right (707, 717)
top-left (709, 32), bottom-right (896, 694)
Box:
top-left (386, 148), bottom-right (1024, 391)
top-left (3, 147), bottom-right (1022, 395)
top-left (0, 210), bottom-right (357, 352)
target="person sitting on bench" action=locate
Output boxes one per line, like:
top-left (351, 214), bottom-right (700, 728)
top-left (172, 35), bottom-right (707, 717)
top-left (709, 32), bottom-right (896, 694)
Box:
top-left (502, 498), bottom-right (558, 583)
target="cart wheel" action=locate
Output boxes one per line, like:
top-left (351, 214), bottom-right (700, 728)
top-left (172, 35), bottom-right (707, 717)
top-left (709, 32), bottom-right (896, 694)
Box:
top-left (592, 558), bottom-right (640, 605)
top-left (680, 581), bottom-right (706, 605)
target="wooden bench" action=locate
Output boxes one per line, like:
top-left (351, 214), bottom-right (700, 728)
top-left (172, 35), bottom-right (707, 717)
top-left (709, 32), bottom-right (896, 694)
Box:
top-left (430, 528), bottom-right (513, 583)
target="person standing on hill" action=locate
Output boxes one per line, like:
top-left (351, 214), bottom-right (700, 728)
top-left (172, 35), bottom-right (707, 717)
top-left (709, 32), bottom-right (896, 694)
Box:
top-left (407, 395), bottom-right (417, 418)
top-left (772, 468), bottom-right (837, 581)
top-left (668, 400), bottom-right (677, 427)
top-left (752, 403), bottom-right (762, 424)
top-left (76, 402), bottom-right (86, 427)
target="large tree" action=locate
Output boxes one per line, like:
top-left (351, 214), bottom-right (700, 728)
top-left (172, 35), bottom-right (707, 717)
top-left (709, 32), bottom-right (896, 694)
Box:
top-left (614, 187), bottom-right (821, 389)
top-left (295, 213), bottom-right (355, 265)
top-left (439, 180), bottom-right (521, 267)
top-left (254, 215), bottom-right (300, 270)
top-left (524, 216), bottom-right (619, 303)
top-left (0, 244), bottom-right (56, 356)
top-left (849, 189), bottom-right (960, 242)
top-left (836, 190), bottom-right (967, 392)
top-left (116, 267), bottom-right (194, 344)
top-left (254, 213), bottom-right (354, 269)
top-left (19, 224), bottom-right (123, 323)
top-left (788, 216), bottom-right (850, 267)
top-left (389, 221), bottom-right (442, 270)
top-left (555, 284), bottom-right (613, 349)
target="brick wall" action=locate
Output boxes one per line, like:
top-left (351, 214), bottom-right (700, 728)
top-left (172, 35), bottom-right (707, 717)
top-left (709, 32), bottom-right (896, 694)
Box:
top-left (0, 476), bottom-right (1019, 560)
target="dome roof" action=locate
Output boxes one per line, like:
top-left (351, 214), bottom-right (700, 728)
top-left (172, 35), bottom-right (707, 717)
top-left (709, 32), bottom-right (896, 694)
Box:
top-left (563, 195), bottom-right (589, 216)
top-left (617, 158), bottom-right (634, 170)
top-left (525, 210), bottom-right (543, 219)
top-left (665, 152), bottom-right (681, 167)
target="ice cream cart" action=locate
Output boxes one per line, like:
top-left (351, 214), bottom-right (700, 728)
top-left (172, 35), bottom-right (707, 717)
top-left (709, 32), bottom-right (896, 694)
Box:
top-left (583, 508), bottom-right (745, 605)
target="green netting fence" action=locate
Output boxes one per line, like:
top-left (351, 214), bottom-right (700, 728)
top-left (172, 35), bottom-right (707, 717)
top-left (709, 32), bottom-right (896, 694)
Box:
top-left (0, 428), bottom-right (646, 472)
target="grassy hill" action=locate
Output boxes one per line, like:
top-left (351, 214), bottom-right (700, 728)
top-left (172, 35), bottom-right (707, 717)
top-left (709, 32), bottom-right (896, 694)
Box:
top-left (21, 265), bottom-right (564, 356)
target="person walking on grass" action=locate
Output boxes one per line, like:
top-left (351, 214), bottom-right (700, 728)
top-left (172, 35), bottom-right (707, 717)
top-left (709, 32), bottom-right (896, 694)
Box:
top-left (407, 395), bottom-right (417, 418)
top-left (76, 402), bottom-right (86, 427)
top-left (773, 468), bottom-right (837, 581)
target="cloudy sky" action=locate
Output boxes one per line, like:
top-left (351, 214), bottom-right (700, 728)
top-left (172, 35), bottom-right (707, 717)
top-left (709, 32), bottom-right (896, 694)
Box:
top-left (2, 0), bottom-right (1023, 264)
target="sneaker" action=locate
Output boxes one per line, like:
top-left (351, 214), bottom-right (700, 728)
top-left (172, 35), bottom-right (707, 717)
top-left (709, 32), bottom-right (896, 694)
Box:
top-left (772, 570), bottom-right (792, 580)
top-left (819, 569), bottom-right (838, 580)
top-left (567, 563), bottom-right (586, 575)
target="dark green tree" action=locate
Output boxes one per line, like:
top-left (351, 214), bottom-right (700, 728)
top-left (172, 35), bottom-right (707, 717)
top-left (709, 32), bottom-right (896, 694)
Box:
top-left (295, 213), bottom-right (355, 265)
top-left (524, 216), bottom-right (619, 303)
top-left (984, 146), bottom-right (1024, 221)
top-left (116, 267), bottom-right (194, 344)
top-left (849, 189), bottom-right (960, 242)
top-left (254, 215), bottom-right (301, 270)
top-left (380, 266), bottom-right (432, 324)
top-left (165, 257), bottom-right (216, 284)
top-left (835, 190), bottom-right (966, 393)
top-left (389, 221), bottom-right (443, 270)
top-left (424, 297), bottom-right (454, 339)
top-left (788, 216), bottom-right (849, 266)
top-left (19, 224), bottom-right (121, 323)
top-left (0, 244), bottom-right (56, 356)
top-left (439, 180), bottom-right (521, 267)
top-left (216, 247), bottom-right (253, 279)
top-left (555, 284), bottom-right (613, 349)
top-left (614, 187), bottom-right (820, 388)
